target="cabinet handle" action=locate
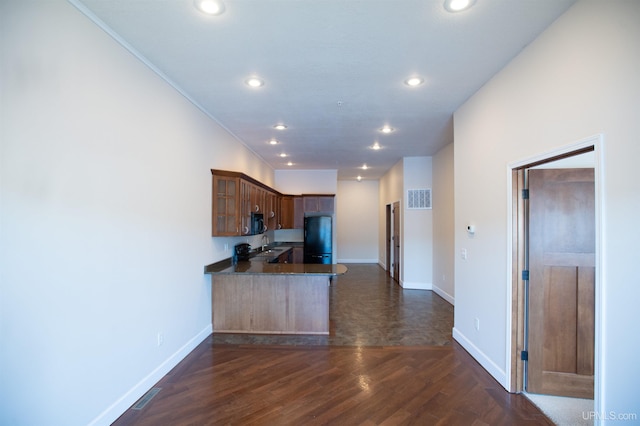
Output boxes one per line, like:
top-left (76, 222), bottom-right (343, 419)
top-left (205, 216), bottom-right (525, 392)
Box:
top-left (243, 226), bottom-right (249, 234)
top-left (254, 205), bottom-right (259, 212)
top-left (269, 211), bottom-right (275, 218)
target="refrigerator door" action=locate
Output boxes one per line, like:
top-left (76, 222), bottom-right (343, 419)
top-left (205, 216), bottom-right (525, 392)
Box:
top-left (305, 253), bottom-right (332, 264)
top-left (304, 216), bottom-right (332, 263)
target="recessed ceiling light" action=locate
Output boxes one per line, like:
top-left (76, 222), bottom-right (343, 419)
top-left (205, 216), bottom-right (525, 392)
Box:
top-left (404, 76), bottom-right (424, 87)
top-left (245, 77), bottom-right (264, 88)
top-left (269, 139), bottom-right (279, 145)
top-left (444, 0), bottom-right (476, 13)
top-left (370, 142), bottom-right (382, 150)
top-left (273, 124), bottom-right (287, 130)
top-left (361, 164), bottom-right (368, 170)
top-left (194, 0), bottom-right (225, 15)
top-left (287, 161), bottom-right (293, 166)
top-left (380, 125), bottom-right (394, 134)
top-left (279, 153), bottom-right (287, 158)
top-left (357, 176), bottom-right (363, 182)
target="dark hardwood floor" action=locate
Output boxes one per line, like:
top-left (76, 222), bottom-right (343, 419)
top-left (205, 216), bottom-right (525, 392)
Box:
top-left (113, 264), bottom-right (551, 425)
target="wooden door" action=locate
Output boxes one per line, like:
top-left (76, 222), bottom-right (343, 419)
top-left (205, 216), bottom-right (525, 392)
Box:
top-left (527, 168), bottom-right (595, 399)
top-left (392, 202), bottom-right (400, 282)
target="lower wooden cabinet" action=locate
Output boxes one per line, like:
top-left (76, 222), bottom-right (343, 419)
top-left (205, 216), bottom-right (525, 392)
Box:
top-left (212, 274), bottom-right (330, 334)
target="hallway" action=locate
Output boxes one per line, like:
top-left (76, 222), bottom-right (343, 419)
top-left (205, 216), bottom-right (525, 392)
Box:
top-left (114, 264), bottom-right (551, 425)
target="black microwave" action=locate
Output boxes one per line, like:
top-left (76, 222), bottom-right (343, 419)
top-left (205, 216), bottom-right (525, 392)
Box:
top-left (251, 212), bottom-right (264, 235)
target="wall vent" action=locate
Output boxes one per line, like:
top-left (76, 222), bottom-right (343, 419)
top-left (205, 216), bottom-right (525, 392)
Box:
top-left (407, 189), bottom-right (432, 209)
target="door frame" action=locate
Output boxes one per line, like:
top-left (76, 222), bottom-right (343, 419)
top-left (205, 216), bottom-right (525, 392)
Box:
top-left (386, 200), bottom-right (401, 282)
top-left (385, 204), bottom-right (391, 274)
top-left (506, 135), bottom-right (603, 409)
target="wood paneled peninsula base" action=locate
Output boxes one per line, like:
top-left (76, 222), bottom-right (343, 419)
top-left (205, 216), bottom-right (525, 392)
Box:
top-left (205, 261), bottom-right (347, 335)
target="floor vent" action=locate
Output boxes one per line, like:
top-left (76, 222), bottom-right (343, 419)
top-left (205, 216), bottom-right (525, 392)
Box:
top-left (132, 387), bottom-right (161, 410)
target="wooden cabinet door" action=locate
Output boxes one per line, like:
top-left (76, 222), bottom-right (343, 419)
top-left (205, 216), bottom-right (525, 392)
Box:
top-left (292, 247), bottom-right (304, 264)
top-left (293, 196), bottom-right (304, 229)
top-left (266, 192), bottom-right (279, 231)
top-left (303, 196), bottom-right (319, 212)
top-left (280, 196), bottom-right (294, 229)
top-left (249, 184), bottom-right (262, 213)
top-left (303, 195), bottom-right (335, 213)
top-left (318, 196), bottom-right (334, 212)
top-left (239, 180), bottom-right (252, 235)
top-left (212, 176), bottom-right (239, 236)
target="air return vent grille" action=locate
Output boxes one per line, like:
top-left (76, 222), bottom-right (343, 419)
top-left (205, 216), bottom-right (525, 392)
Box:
top-left (132, 387), bottom-right (161, 410)
top-left (407, 189), bottom-right (432, 209)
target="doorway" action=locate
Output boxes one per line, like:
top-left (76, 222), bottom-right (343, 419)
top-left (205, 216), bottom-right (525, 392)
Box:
top-left (509, 137), bottom-right (602, 418)
top-left (385, 201), bottom-right (401, 282)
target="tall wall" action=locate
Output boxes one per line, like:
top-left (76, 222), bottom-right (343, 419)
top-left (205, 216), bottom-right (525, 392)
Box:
top-left (433, 143), bottom-right (455, 304)
top-left (453, 0), bottom-right (640, 418)
top-left (0, 1), bottom-right (273, 425)
top-left (402, 157), bottom-right (433, 289)
top-left (336, 180), bottom-right (379, 263)
top-left (379, 157), bottom-right (434, 288)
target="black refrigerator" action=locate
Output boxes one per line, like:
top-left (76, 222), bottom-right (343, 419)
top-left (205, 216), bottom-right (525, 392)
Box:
top-left (304, 216), bottom-right (332, 264)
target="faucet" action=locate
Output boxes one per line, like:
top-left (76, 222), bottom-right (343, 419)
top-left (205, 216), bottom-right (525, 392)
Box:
top-left (261, 234), bottom-right (269, 251)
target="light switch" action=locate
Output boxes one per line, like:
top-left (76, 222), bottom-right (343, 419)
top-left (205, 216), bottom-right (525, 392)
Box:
top-left (460, 248), bottom-right (468, 260)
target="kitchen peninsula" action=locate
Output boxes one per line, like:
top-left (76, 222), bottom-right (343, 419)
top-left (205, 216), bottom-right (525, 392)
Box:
top-left (205, 247), bottom-right (347, 335)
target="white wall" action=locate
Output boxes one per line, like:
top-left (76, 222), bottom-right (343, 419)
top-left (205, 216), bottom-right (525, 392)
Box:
top-left (0, 1), bottom-right (273, 425)
top-left (379, 157), bottom-right (434, 289)
top-left (433, 143), bottom-right (455, 304)
top-left (402, 157), bottom-right (433, 290)
top-left (453, 0), bottom-right (640, 419)
top-left (274, 169), bottom-right (338, 194)
top-left (336, 180), bottom-right (379, 263)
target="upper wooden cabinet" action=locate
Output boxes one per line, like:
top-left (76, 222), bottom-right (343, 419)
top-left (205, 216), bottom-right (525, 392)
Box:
top-left (293, 196), bottom-right (304, 229)
top-left (211, 170), bottom-right (334, 235)
top-left (280, 196), bottom-right (294, 229)
top-left (212, 175), bottom-right (240, 236)
top-left (303, 195), bottom-right (335, 213)
top-left (280, 196), bottom-right (303, 229)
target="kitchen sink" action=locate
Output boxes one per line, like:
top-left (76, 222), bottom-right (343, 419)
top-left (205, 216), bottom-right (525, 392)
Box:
top-left (256, 248), bottom-right (283, 254)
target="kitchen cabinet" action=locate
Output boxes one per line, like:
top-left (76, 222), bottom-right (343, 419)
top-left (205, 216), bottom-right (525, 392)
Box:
top-left (280, 195), bottom-right (303, 229)
top-left (212, 169), bottom-right (278, 236)
top-left (280, 196), bottom-right (294, 229)
top-left (212, 169), bottom-right (327, 235)
top-left (266, 192), bottom-right (279, 231)
top-left (303, 195), bottom-right (335, 213)
top-left (239, 179), bottom-right (253, 235)
top-left (293, 196), bottom-right (304, 229)
top-left (212, 175), bottom-right (240, 236)
top-left (292, 247), bottom-right (304, 264)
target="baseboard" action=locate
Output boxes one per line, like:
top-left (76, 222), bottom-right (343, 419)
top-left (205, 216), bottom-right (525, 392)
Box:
top-left (452, 327), bottom-right (508, 390)
top-left (400, 281), bottom-right (432, 290)
top-left (432, 284), bottom-right (455, 305)
top-left (337, 258), bottom-right (379, 263)
top-left (89, 325), bottom-right (213, 426)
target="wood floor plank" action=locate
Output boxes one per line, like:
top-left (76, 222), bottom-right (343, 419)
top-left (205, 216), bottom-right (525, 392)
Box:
top-left (112, 265), bottom-right (550, 425)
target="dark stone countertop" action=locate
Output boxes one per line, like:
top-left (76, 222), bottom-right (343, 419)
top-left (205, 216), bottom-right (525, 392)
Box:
top-left (204, 243), bottom-right (347, 276)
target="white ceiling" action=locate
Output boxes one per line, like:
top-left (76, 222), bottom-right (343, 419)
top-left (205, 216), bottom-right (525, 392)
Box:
top-left (72, 0), bottom-right (576, 180)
